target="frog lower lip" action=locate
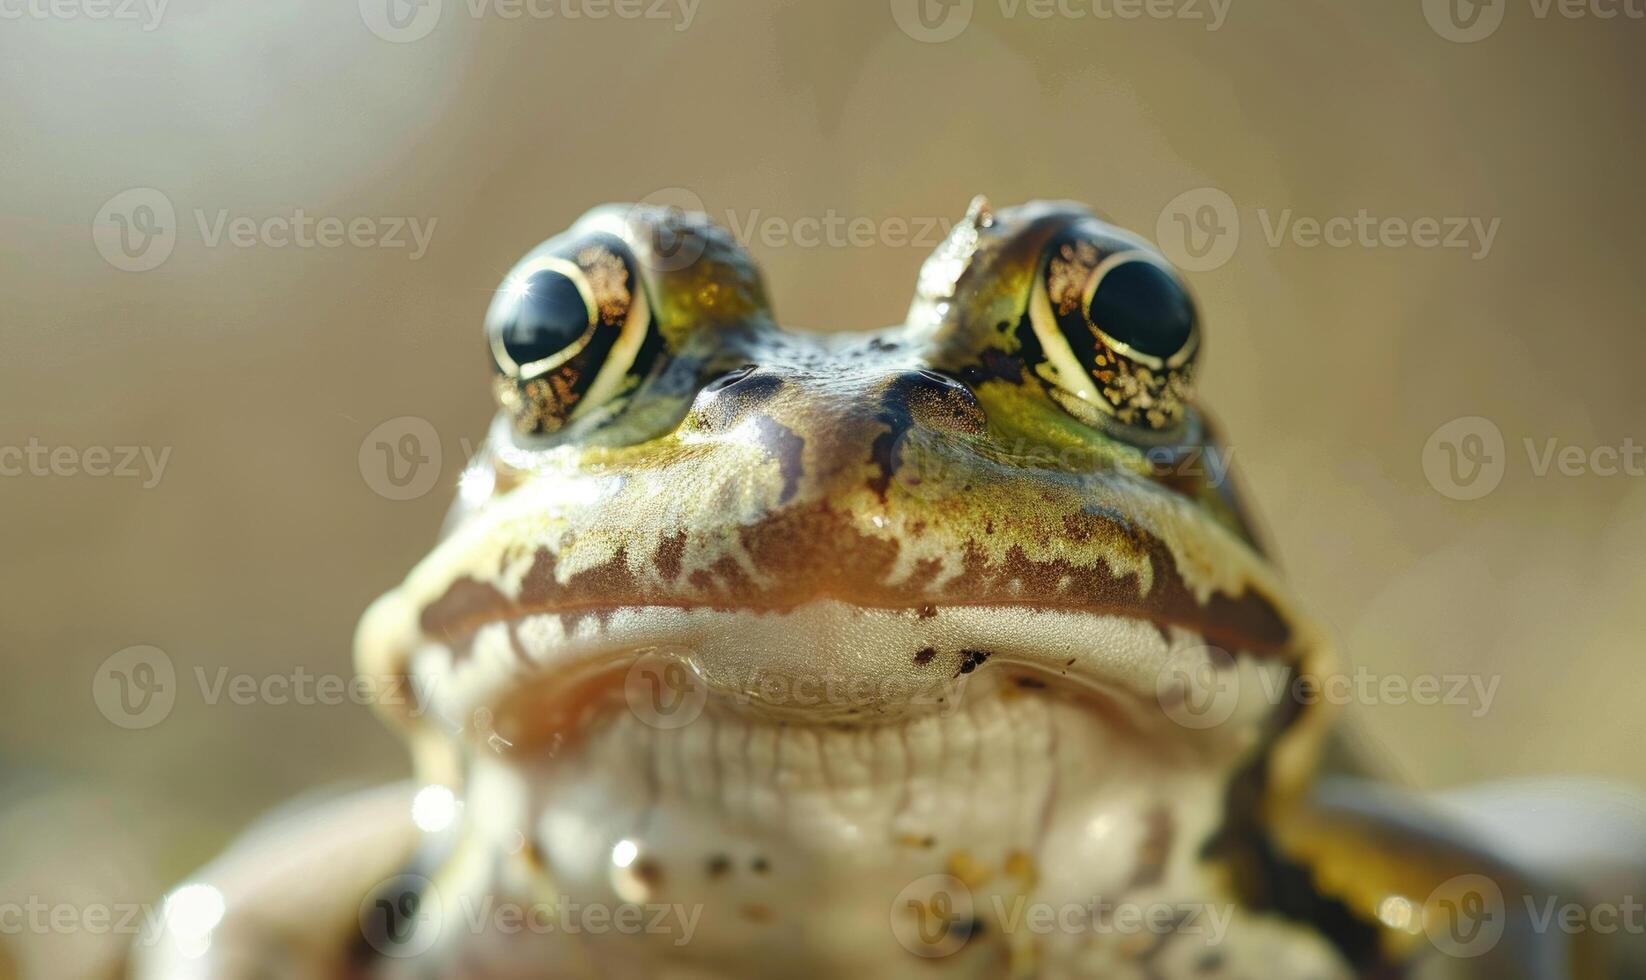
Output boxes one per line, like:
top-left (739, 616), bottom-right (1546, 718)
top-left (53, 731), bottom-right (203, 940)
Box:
top-left (409, 600), bottom-right (1286, 752)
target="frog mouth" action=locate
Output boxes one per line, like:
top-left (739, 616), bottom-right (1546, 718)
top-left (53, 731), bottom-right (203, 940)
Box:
top-left (386, 599), bottom-right (1294, 759)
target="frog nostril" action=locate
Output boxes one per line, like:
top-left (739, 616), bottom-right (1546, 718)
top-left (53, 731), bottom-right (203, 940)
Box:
top-left (884, 370), bottom-right (987, 436)
top-left (688, 366), bottom-right (784, 431)
top-left (701, 364), bottom-right (758, 395)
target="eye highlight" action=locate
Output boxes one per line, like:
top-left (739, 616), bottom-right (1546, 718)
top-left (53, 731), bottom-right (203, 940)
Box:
top-left (1084, 258), bottom-right (1196, 362)
top-left (487, 235), bottom-right (658, 436)
top-left (1030, 233), bottom-right (1200, 433)
top-left (492, 264), bottom-right (596, 373)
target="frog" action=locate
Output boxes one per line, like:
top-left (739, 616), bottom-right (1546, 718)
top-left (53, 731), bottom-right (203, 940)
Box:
top-left (133, 198), bottom-right (1625, 980)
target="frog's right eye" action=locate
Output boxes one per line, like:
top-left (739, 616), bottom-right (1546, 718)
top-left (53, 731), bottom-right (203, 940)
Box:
top-left (486, 234), bottom-right (658, 436)
top-left (1027, 230), bottom-right (1200, 434)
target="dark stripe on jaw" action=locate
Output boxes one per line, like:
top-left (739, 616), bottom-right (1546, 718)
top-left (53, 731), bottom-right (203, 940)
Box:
top-left (1198, 671), bottom-right (1388, 972)
top-left (417, 502), bottom-right (1296, 663)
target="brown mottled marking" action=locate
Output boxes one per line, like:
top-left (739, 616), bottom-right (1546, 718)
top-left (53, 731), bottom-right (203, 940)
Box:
top-left (706, 855), bottom-right (731, 878)
top-left (750, 856), bottom-right (769, 874)
top-left (913, 647), bottom-right (937, 667)
top-left (738, 904), bottom-right (773, 923)
top-left (419, 578), bottom-right (510, 646)
top-left (420, 502), bottom-right (1294, 660)
top-left (653, 531), bottom-right (686, 582)
top-left (687, 555), bottom-right (756, 597)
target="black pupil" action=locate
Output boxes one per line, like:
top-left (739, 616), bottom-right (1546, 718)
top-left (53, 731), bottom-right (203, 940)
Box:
top-left (501, 269), bottom-right (591, 366)
top-left (1087, 260), bottom-right (1195, 359)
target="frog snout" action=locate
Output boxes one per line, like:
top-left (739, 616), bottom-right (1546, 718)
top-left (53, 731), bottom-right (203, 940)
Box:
top-left (678, 363), bottom-right (990, 504)
top-left (684, 364), bottom-right (986, 438)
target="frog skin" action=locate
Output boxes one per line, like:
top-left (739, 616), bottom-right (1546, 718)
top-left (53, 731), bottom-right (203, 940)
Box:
top-left (134, 199), bottom-right (1609, 980)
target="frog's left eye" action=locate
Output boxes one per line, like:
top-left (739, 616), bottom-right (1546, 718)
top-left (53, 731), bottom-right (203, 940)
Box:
top-left (1029, 234), bottom-right (1200, 433)
top-left (487, 235), bottom-right (658, 436)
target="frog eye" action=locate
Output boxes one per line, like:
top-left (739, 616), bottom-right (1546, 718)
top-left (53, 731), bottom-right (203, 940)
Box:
top-left (1029, 234), bottom-right (1200, 432)
top-left (486, 235), bottom-right (658, 436)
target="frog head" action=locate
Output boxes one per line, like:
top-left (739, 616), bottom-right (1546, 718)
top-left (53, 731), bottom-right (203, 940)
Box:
top-left (354, 198), bottom-right (1339, 976)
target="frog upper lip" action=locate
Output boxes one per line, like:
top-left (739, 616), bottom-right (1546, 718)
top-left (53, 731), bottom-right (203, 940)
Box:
top-left (413, 513), bottom-right (1300, 665)
top-left (403, 434), bottom-right (1311, 694)
top-left (412, 600), bottom-right (1274, 740)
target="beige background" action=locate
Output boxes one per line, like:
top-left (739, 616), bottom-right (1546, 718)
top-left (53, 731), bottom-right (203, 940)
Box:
top-left (2, 0), bottom-right (1644, 975)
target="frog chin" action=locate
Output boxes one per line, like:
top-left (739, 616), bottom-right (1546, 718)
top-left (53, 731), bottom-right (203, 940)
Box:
top-left (384, 601), bottom-right (1303, 978)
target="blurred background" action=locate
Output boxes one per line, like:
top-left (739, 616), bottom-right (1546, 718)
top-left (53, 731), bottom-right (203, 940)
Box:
top-left (2, 0), bottom-right (1643, 975)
